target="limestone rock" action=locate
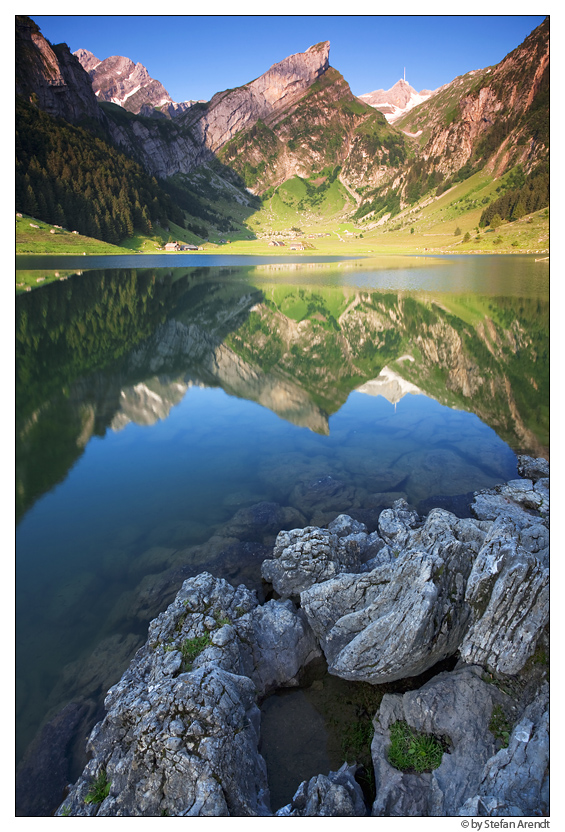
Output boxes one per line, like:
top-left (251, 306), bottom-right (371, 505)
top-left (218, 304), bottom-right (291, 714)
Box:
top-left (300, 507), bottom-right (480, 684)
top-left (472, 477), bottom-right (549, 522)
top-left (276, 763), bottom-right (367, 817)
top-left (377, 498), bottom-right (421, 549)
top-left (236, 599), bottom-right (321, 694)
top-left (457, 684), bottom-right (549, 817)
top-left (56, 573), bottom-right (319, 817)
top-left (459, 517), bottom-right (549, 675)
top-left (261, 524), bottom-right (363, 598)
top-left (371, 666), bottom-right (503, 817)
top-left (327, 514), bottom-right (367, 537)
top-left (517, 454), bottom-right (549, 483)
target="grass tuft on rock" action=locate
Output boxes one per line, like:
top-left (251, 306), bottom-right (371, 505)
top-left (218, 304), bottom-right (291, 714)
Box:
top-left (387, 720), bottom-right (445, 773)
top-left (181, 633), bottom-right (212, 671)
top-left (84, 769), bottom-right (111, 804)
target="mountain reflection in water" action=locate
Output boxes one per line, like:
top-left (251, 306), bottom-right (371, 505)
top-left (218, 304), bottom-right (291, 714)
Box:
top-left (15, 257), bottom-right (548, 816)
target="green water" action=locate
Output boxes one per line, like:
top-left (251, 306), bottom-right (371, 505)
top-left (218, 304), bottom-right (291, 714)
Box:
top-left (15, 254), bottom-right (548, 815)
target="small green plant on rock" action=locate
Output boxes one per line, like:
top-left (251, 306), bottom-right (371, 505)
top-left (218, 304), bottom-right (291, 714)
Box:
top-left (387, 720), bottom-right (445, 773)
top-left (488, 704), bottom-right (511, 748)
top-left (84, 769), bottom-right (110, 804)
top-left (181, 633), bottom-right (212, 671)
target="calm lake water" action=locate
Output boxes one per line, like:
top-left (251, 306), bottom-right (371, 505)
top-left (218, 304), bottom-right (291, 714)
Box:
top-left (15, 254), bottom-right (549, 815)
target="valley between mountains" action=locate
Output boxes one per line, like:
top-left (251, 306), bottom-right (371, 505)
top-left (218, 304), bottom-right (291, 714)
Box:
top-left (16, 16), bottom-right (548, 268)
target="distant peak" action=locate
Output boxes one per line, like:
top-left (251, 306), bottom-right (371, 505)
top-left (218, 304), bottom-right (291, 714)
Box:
top-left (359, 77), bottom-right (437, 123)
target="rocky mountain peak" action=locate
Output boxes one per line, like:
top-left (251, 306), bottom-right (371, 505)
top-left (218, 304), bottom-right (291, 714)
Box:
top-left (73, 48), bottom-right (101, 72)
top-left (181, 40), bottom-right (332, 157)
top-left (359, 77), bottom-right (437, 122)
top-left (75, 49), bottom-right (176, 114)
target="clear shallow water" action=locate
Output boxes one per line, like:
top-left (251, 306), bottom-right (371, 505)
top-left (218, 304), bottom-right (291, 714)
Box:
top-left (15, 255), bottom-right (548, 814)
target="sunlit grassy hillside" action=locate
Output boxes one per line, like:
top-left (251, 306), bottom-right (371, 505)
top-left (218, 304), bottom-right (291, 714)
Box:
top-left (16, 161), bottom-right (549, 281)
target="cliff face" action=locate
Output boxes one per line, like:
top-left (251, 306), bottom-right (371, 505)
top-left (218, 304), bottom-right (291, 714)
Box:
top-left (396, 18), bottom-right (549, 178)
top-left (193, 41), bottom-right (330, 153)
top-left (98, 42), bottom-right (332, 178)
top-left (15, 16), bottom-right (101, 123)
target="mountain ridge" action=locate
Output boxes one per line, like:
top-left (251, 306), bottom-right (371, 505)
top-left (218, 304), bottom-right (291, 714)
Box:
top-left (15, 15), bottom-right (549, 246)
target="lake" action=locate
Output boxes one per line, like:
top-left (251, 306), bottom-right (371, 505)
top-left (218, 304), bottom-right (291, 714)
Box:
top-left (15, 254), bottom-right (549, 815)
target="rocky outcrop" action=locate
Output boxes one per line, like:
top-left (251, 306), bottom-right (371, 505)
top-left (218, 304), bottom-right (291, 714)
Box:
top-left (57, 458), bottom-right (548, 817)
top-left (261, 516), bottom-right (374, 599)
top-left (371, 666), bottom-right (501, 816)
top-left (299, 509), bottom-right (480, 684)
top-left (57, 573), bottom-right (319, 816)
top-left (371, 667), bottom-right (549, 817)
top-left (459, 517), bottom-right (549, 674)
top-left (457, 684), bottom-right (549, 817)
top-left (280, 463), bottom-right (549, 688)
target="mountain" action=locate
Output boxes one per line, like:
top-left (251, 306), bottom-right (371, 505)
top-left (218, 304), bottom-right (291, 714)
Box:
top-left (15, 15), bottom-right (549, 243)
top-left (395, 18), bottom-right (549, 180)
top-left (15, 16), bottom-right (100, 123)
top-left (359, 79), bottom-right (437, 123)
top-left (74, 49), bottom-right (199, 117)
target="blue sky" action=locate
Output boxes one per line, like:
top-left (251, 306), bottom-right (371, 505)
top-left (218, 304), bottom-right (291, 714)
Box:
top-left (30, 14), bottom-right (546, 103)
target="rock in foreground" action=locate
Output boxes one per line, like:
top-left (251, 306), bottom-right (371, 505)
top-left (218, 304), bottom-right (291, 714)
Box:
top-left (57, 456), bottom-right (549, 817)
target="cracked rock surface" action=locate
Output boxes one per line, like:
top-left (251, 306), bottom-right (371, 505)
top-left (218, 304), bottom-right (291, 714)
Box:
top-left (57, 457), bottom-right (549, 817)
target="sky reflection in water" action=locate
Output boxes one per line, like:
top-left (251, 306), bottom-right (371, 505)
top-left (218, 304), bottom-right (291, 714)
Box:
top-left (15, 255), bottom-right (548, 813)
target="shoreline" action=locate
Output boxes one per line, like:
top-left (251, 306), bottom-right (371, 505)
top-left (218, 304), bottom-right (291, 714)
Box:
top-left (44, 458), bottom-right (548, 819)
top-left (16, 247), bottom-right (550, 258)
